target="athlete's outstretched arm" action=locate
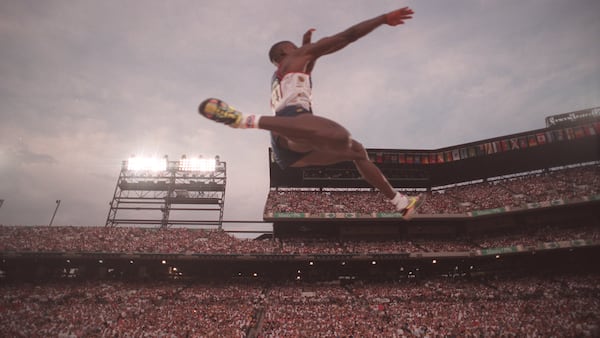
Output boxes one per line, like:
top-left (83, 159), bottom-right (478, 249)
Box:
top-left (305, 7), bottom-right (413, 58)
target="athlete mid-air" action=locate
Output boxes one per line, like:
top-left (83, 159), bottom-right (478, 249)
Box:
top-left (199, 6), bottom-right (423, 219)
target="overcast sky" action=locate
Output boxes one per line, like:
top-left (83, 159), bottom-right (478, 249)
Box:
top-left (0, 0), bottom-right (598, 231)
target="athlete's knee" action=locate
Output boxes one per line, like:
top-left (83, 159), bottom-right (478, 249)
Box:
top-left (349, 139), bottom-right (369, 160)
top-left (314, 125), bottom-right (351, 149)
top-left (337, 139), bottom-right (369, 162)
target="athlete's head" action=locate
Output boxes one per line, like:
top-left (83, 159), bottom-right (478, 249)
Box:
top-left (268, 40), bottom-right (296, 66)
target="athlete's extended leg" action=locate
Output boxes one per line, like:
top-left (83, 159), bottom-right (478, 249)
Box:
top-left (260, 114), bottom-right (353, 152)
top-left (199, 98), bottom-right (351, 152)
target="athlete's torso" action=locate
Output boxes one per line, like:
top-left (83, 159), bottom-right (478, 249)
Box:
top-left (270, 72), bottom-right (312, 113)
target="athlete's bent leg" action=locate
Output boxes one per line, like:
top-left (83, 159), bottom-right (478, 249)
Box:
top-left (291, 139), bottom-right (397, 199)
top-left (349, 141), bottom-right (425, 217)
top-left (348, 140), bottom-right (397, 200)
top-left (291, 139), bottom-right (395, 199)
top-left (291, 139), bottom-right (423, 216)
top-left (292, 139), bottom-right (399, 200)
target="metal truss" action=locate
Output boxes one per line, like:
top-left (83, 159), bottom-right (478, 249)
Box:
top-left (105, 159), bottom-right (226, 229)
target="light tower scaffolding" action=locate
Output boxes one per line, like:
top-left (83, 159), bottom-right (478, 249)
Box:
top-left (105, 156), bottom-right (226, 228)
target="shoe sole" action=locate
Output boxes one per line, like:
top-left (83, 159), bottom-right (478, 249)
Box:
top-left (198, 98), bottom-right (241, 126)
top-left (401, 193), bottom-right (426, 220)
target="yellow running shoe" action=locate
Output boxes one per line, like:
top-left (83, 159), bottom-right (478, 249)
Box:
top-left (198, 98), bottom-right (243, 128)
top-left (400, 193), bottom-right (425, 220)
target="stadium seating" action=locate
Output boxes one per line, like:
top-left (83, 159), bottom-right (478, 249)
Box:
top-left (265, 164), bottom-right (600, 215)
top-left (1, 223), bottom-right (597, 254)
top-left (1, 164), bottom-right (598, 337)
top-left (1, 276), bottom-right (598, 337)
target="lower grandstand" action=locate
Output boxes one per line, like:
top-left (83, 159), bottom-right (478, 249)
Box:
top-left (1, 275), bottom-right (598, 337)
top-left (1, 109), bottom-right (599, 336)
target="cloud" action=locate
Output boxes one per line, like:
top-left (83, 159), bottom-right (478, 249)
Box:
top-left (12, 141), bottom-right (56, 165)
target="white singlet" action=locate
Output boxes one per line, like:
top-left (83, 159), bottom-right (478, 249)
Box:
top-left (270, 72), bottom-right (312, 113)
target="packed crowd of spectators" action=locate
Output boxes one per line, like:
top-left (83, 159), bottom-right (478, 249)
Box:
top-left (0, 226), bottom-right (276, 255)
top-left (338, 274), bottom-right (600, 337)
top-left (1, 275), bottom-right (598, 337)
top-left (264, 275), bottom-right (597, 337)
top-left (0, 223), bottom-right (597, 255)
top-left (278, 224), bottom-right (599, 254)
top-left (265, 164), bottom-right (600, 215)
top-left (0, 282), bottom-right (262, 337)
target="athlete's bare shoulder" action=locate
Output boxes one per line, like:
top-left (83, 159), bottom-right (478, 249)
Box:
top-left (278, 46), bottom-right (315, 74)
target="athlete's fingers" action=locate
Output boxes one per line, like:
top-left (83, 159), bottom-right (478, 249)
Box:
top-left (385, 7), bottom-right (414, 26)
top-left (302, 28), bottom-right (316, 45)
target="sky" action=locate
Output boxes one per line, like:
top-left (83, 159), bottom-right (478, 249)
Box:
top-left (0, 0), bottom-right (599, 233)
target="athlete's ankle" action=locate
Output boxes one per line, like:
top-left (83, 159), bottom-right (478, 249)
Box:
top-left (238, 114), bottom-right (261, 129)
top-left (390, 192), bottom-right (409, 211)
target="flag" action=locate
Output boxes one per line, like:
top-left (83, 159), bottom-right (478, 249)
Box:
top-left (585, 125), bottom-right (596, 136)
top-left (493, 141), bottom-right (500, 153)
top-left (468, 147), bottom-right (477, 158)
top-left (437, 153), bottom-right (445, 163)
top-left (566, 128), bottom-right (575, 140)
top-left (452, 149), bottom-right (460, 161)
top-left (536, 133), bottom-right (546, 145)
top-left (429, 153), bottom-right (437, 164)
top-left (383, 153), bottom-right (392, 163)
top-left (554, 129), bottom-right (564, 141)
top-left (528, 135), bottom-right (538, 147)
top-left (510, 138), bottom-right (520, 150)
top-left (519, 137), bottom-right (528, 148)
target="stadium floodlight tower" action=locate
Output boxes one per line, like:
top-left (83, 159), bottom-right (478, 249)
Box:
top-left (105, 155), bottom-right (226, 229)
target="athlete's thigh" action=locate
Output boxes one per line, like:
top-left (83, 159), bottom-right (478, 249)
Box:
top-left (292, 114), bottom-right (351, 143)
top-left (291, 146), bottom-right (366, 167)
top-left (294, 113), bottom-right (347, 130)
top-left (277, 134), bottom-right (315, 153)
top-left (278, 112), bottom-right (358, 155)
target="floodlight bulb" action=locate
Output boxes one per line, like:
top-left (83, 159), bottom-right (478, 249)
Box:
top-left (179, 158), bottom-right (216, 172)
top-left (127, 156), bottom-right (167, 172)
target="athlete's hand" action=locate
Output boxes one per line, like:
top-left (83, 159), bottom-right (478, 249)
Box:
top-left (385, 7), bottom-right (414, 26)
top-left (302, 28), bottom-right (316, 45)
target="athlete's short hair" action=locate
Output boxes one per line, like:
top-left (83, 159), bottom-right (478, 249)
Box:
top-left (269, 40), bottom-right (294, 64)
